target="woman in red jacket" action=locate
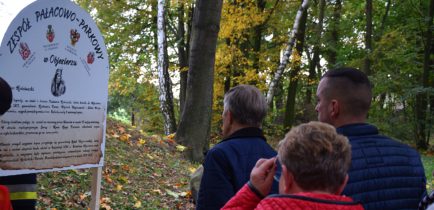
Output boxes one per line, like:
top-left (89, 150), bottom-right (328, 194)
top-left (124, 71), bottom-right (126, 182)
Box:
top-left (222, 121), bottom-right (364, 210)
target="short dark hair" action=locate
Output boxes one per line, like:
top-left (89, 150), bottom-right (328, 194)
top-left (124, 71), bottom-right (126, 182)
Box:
top-left (0, 77), bottom-right (12, 115)
top-left (223, 85), bottom-right (267, 127)
top-left (321, 67), bottom-right (372, 117)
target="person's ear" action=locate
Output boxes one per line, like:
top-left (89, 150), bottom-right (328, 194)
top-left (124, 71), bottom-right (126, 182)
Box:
top-left (330, 99), bottom-right (340, 119)
top-left (227, 110), bottom-right (234, 125)
top-left (280, 165), bottom-right (295, 194)
top-left (335, 174), bottom-right (349, 195)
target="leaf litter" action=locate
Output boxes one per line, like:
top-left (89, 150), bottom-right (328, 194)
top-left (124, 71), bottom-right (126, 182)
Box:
top-left (37, 118), bottom-right (198, 209)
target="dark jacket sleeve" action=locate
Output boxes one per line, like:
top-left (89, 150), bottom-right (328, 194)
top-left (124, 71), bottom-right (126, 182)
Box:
top-left (196, 148), bottom-right (235, 210)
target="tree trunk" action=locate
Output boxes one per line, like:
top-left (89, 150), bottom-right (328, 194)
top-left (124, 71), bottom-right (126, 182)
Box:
top-left (152, 0), bottom-right (159, 61)
top-left (306, 0), bottom-right (325, 105)
top-left (157, 0), bottom-right (177, 135)
top-left (377, 0), bottom-right (391, 39)
top-left (252, 0), bottom-right (266, 78)
top-left (266, 0), bottom-right (309, 107)
top-left (376, 0), bottom-right (391, 110)
top-left (176, 0), bottom-right (223, 162)
top-left (283, 3), bottom-right (308, 129)
top-left (415, 0), bottom-right (433, 149)
top-left (327, 0), bottom-right (341, 69)
top-left (363, 0), bottom-right (373, 75)
top-left (272, 81), bottom-right (285, 125)
top-left (178, 1), bottom-right (191, 116)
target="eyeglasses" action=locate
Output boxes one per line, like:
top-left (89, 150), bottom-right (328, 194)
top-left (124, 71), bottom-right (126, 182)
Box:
top-left (273, 156), bottom-right (281, 183)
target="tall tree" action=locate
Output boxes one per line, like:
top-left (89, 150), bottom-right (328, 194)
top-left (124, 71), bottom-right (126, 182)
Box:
top-left (176, 0), bottom-right (224, 161)
top-left (326, 0), bottom-right (341, 69)
top-left (429, 0), bottom-right (434, 148)
top-left (266, 0), bottom-right (309, 107)
top-left (363, 0), bottom-right (373, 75)
top-left (157, 0), bottom-right (177, 134)
top-left (306, 0), bottom-right (326, 105)
top-left (177, 1), bottom-right (193, 115)
top-left (283, 2), bottom-right (308, 129)
top-left (415, 0), bottom-right (434, 149)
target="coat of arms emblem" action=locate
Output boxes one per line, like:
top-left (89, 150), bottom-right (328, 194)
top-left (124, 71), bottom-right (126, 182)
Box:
top-left (70, 29), bottom-right (80, 46)
top-left (46, 25), bottom-right (55, 42)
top-left (18, 42), bottom-right (31, 60)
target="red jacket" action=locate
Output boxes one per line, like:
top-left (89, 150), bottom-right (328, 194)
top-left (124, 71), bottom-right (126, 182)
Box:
top-left (222, 184), bottom-right (364, 210)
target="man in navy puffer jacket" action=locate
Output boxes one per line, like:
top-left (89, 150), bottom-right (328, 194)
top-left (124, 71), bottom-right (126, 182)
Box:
top-left (196, 85), bottom-right (279, 210)
top-left (315, 67), bottom-right (426, 210)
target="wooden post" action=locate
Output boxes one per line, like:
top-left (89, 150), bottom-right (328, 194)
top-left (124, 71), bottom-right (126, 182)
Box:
top-left (90, 167), bottom-right (102, 210)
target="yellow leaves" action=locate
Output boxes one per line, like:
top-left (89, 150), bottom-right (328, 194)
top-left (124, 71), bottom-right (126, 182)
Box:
top-left (290, 49), bottom-right (302, 67)
top-left (137, 138), bottom-right (146, 146)
top-left (188, 167), bottom-right (197, 173)
top-left (133, 200), bottom-right (142, 208)
top-left (166, 133), bottom-right (176, 140)
top-left (176, 144), bottom-right (187, 152)
top-left (220, 1), bottom-right (265, 39)
top-left (100, 197), bottom-right (112, 210)
top-left (179, 66), bottom-right (189, 73)
top-left (119, 134), bottom-right (131, 142)
top-left (115, 184), bottom-right (123, 191)
top-left (147, 154), bottom-right (155, 160)
top-left (152, 189), bottom-right (162, 194)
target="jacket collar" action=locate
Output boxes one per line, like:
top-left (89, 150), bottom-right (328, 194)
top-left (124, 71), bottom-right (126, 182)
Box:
top-left (336, 123), bottom-right (379, 136)
top-left (220, 127), bottom-right (266, 143)
top-left (268, 192), bottom-right (361, 205)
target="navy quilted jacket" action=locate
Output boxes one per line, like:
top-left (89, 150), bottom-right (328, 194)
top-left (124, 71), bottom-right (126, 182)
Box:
top-left (196, 127), bottom-right (278, 210)
top-left (338, 123), bottom-right (426, 210)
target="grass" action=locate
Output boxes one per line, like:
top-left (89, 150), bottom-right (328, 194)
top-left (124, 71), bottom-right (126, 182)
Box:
top-left (37, 119), bottom-right (197, 209)
top-left (422, 154), bottom-right (434, 192)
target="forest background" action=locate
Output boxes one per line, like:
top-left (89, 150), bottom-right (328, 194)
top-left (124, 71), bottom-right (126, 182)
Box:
top-left (35, 0), bottom-right (434, 209)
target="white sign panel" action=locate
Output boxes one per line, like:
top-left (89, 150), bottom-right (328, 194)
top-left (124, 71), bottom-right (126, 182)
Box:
top-left (0, 0), bottom-right (109, 176)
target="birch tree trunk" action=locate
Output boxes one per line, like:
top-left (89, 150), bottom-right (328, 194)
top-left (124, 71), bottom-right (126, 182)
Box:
top-left (266, 0), bottom-right (309, 107)
top-left (176, 0), bottom-right (223, 162)
top-left (283, 3), bottom-right (308, 129)
top-left (157, 0), bottom-right (177, 135)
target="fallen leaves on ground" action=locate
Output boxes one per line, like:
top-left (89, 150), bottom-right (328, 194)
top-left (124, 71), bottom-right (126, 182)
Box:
top-left (37, 118), bottom-right (198, 209)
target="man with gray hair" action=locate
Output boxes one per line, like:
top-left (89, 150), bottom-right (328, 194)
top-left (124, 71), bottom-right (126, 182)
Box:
top-left (196, 85), bottom-right (278, 210)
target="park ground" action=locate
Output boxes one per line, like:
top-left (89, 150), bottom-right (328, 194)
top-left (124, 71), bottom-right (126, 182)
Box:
top-left (36, 118), bottom-right (434, 209)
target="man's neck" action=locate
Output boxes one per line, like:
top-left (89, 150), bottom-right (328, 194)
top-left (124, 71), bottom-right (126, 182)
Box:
top-left (333, 116), bottom-right (366, 128)
top-left (224, 123), bottom-right (252, 138)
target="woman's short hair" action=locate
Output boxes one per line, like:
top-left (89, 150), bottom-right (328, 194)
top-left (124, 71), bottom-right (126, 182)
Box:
top-left (223, 85), bottom-right (267, 127)
top-left (278, 121), bottom-right (351, 193)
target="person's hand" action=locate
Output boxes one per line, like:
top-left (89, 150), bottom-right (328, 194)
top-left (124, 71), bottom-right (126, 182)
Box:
top-left (249, 157), bottom-right (276, 197)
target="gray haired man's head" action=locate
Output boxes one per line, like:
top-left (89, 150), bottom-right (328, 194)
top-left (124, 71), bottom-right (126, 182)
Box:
top-left (223, 85), bottom-right (267, 127)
